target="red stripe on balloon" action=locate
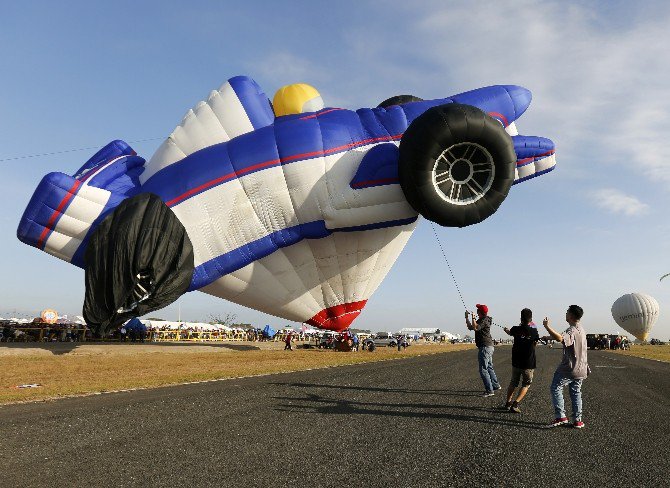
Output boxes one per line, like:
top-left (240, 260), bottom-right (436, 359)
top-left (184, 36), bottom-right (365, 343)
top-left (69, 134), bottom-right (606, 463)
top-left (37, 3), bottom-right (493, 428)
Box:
top-left (488, 112), bottom-right (509, 127)
top-left (36, 179), bottom-right (82, 250)
top-left (299, 108), bottom-right (343, 120)
top-left (516, 150), bottom-right (555, 166)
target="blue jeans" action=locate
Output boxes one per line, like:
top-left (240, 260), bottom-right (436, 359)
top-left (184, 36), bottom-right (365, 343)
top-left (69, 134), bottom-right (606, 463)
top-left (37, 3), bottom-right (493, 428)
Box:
top-left (478, 346), bottom-right (500, 392)
top-left (550, 370), bottom-right (583, 421)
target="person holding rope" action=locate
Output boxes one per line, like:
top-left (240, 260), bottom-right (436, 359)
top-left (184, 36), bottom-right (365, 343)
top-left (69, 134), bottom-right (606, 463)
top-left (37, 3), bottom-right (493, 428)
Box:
top-left (465, 304), bottom-right (501, 397)
top-left (543, 305), bottom-right (589, 429)
top-left (502, 308), bottom-right (540, 413)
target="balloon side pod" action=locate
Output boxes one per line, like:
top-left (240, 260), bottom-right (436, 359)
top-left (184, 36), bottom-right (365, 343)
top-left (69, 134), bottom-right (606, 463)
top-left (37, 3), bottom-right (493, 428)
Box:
top-left (398, 104), bottom-right (516, 228)
top-left (83, 193), bottom-right (194, 336)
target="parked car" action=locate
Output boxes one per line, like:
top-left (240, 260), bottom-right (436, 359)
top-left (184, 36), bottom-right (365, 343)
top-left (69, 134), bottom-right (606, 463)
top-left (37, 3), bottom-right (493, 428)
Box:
top-left (318, 331), bottom-right (338, 349)
top-left (363, 332), bottom-right (403, 349)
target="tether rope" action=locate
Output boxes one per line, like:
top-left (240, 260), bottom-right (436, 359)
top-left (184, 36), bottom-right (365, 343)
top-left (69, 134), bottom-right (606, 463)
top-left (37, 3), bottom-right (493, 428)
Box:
top-left (429, 221), bottom-right (505, 330)
top-left (0, 137), bottom-right (164, 163)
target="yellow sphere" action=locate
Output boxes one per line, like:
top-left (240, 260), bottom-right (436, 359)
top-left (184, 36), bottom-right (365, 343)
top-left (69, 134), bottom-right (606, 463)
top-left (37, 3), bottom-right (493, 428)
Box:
top-left (273, 83), bottom-right (324, 117)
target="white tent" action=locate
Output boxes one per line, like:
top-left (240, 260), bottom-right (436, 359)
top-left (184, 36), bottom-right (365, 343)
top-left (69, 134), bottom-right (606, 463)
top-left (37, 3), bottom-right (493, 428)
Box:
top-left (9, 317), bottom-right (32, 324)
top-left (398, 328), bottom-right (461, 339)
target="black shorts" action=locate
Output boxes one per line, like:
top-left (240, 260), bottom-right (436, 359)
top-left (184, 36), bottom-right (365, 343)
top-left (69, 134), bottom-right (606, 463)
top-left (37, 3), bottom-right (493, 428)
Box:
top-left (509, 366), bottom-right (534, 387)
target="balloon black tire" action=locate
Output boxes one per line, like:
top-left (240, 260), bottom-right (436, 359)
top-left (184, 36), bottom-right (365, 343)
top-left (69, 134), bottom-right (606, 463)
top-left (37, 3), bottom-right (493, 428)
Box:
top-left (398, 103), bottom-right (516, 228)
top-left (377, 95), bottom-right (423, 109)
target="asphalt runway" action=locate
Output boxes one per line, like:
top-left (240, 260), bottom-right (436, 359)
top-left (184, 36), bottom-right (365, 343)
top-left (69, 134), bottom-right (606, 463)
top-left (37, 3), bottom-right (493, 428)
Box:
top-left (1, 347), bottom-right (668, 488)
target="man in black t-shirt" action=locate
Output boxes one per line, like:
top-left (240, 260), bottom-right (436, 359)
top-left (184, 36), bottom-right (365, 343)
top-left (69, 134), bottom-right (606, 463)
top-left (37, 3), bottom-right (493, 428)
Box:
top-left (502, 308), bottom-right (540, 413)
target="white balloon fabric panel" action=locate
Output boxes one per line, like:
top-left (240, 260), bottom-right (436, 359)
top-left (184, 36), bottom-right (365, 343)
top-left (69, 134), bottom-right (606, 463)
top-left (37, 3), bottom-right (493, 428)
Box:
top-left (611, 292), bottom-right (659, 341)
top-left (201, 221), bottom-right (416, 329)
top-left (142, 76), bottom-right (275, 183)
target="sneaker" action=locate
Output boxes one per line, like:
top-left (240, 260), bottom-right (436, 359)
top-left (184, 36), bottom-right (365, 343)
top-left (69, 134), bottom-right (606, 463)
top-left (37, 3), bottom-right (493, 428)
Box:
top-left (509, 402), bottom-right (521, 414)
top-left (499, 402), bottom-right (512, 410)
top-left (547, 417), bottom-right (569, 428)
top-left (494, 385), bottom-right (502, 391)
top-left (481, 391), bottom-right (495, 397)
top-left (573, 420), bottom-right (585, 429)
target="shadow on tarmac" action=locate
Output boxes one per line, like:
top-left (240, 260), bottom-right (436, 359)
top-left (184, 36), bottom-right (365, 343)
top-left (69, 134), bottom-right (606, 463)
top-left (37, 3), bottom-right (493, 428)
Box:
top-left (0, 341), bottom-right (261, 355)
top-left (272, 384), bottom-right (548, 430)
top-left (272, 382), bottom-right (482, 397)
top-left (0, 342), bottom-right (81, 355)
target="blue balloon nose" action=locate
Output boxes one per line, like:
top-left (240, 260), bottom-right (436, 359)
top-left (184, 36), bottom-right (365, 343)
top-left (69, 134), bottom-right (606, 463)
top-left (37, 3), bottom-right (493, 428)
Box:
top-left (502, 85), bottom-right (532, 119)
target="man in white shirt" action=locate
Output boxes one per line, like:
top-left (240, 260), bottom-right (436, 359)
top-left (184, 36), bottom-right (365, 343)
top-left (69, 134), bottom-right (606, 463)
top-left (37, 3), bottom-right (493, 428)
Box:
top-left (542, 305), bottom-right (589, 429)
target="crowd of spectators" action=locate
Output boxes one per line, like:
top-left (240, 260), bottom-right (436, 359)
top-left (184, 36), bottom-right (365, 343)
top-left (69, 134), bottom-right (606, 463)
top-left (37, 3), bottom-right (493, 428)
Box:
top-left (149, 325), bottom-right (251, 342)
top-left (6, 322), bottom-right (643, 350)
top-left (586, 333), bottom-right (630, 350)
top-left (1, 321), bottom-right (89, 342)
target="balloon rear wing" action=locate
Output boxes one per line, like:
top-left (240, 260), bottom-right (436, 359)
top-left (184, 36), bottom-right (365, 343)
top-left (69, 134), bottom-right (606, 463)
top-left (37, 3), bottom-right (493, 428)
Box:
top-left (17, 172), bottom-right (122, 266)
top-left (16, 141), bottom-right (144, 267)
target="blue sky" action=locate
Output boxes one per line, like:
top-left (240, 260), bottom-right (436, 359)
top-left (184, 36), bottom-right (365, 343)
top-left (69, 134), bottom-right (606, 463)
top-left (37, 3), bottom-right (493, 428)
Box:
top-left (1, 0), bottom-right (669, 339)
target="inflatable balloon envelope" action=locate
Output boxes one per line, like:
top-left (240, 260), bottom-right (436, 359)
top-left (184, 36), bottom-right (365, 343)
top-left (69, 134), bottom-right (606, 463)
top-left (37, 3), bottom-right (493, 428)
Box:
top-left (611, 292), bottom-right (660, 341)
top-left (17, 75), bottom-right (557, 335)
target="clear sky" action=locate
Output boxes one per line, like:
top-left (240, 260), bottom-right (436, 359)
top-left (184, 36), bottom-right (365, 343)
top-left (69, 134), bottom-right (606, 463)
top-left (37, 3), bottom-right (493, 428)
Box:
top-left (1, 0), bottom-right (669, 339)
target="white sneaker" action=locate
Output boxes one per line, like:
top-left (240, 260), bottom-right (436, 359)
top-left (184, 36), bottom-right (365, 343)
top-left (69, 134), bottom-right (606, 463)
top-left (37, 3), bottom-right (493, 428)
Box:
top-left (481, 391), bottom-right (494, 397)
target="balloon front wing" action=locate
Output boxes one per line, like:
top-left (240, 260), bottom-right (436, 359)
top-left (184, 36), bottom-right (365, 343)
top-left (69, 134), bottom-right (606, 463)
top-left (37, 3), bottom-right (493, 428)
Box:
top-left (17, 76), bottom-right (556, 334)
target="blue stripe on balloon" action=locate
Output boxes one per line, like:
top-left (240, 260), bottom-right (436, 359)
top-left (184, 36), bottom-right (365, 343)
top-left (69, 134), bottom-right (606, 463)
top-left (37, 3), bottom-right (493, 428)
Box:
top-left (188, 217), bottom-right (417, 291)
top-left (331, 216), bottom-right (417, 233)
top-left (188, 220), bottom-right (329, 291)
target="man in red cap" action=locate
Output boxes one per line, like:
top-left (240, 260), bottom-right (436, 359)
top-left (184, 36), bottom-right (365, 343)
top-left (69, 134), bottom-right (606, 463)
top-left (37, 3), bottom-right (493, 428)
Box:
top-left (465, 303), bottom-right (501, 397)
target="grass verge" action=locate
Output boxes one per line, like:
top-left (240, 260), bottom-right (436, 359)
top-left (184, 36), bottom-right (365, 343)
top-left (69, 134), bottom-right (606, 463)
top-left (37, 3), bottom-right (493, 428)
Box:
top-left (608, 344), bottom-right (670, 363)
top-left (0, 343), bottom-right (474, 404)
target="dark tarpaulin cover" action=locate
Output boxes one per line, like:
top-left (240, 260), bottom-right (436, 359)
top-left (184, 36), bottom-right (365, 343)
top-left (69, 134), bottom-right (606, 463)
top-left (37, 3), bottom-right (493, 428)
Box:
top-left (83, 193), bottom-right (194, 336)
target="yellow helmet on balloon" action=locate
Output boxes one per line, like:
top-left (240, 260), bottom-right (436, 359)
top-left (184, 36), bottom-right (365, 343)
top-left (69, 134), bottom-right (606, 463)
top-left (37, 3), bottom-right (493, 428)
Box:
top-left (273, 83), bottom-right (324, 117)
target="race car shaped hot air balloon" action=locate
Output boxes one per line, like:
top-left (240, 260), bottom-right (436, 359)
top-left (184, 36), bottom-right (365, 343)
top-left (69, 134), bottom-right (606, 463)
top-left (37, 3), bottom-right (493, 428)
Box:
top-left (17, 76), bottom-right (556, 335)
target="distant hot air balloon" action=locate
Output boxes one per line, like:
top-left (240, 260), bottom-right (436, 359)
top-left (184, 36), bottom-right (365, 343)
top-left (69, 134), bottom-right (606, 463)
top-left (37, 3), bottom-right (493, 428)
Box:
top-left (611, 293), bottom-right (660, 341)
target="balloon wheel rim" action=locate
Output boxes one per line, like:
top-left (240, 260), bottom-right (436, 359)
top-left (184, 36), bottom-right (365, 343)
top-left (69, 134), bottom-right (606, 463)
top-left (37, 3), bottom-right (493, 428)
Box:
top-left (432, 142), bottom-right (495, 206)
